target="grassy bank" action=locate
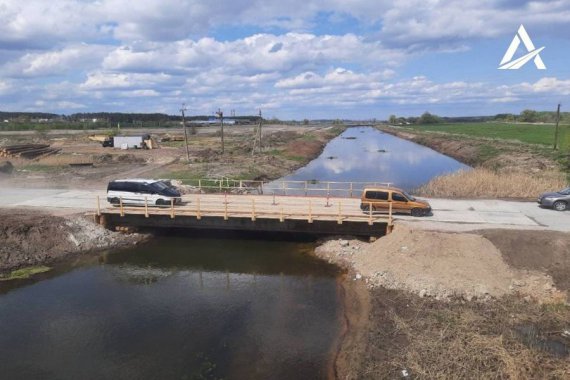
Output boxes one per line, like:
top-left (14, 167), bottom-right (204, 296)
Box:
top-left (355, 289), bottom-right (570, 379)
top-left (379, 123), bottom-right (569, 198)
top-left (0, 266), bottom-right (51, 281)
top-left (404, 122), bottom-right (569, 146)
top-left (157, 126), bottom-right (346, 184)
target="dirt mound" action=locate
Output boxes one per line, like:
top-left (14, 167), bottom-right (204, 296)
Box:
top-left (479, 229), bottom-right (570, 292)
top-left (316, 226), bottom-right (564, 302)
top-left (0, 209), bottom-right (142, 272)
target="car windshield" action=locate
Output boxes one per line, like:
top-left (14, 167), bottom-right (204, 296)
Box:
top-left (150, 181), bottom-right (169, 191)
top-left (559, 187), bottom-right (570, 195)
top-left (403, 191), bottom-right (416, 201)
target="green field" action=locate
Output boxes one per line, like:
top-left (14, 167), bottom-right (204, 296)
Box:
top-left (405, 122), bottom-right (567, 146)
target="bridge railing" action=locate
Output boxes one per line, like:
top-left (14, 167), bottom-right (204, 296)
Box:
top-left (96, 193), bottom-right (394, 230)
top-left (168, 178), bottom-right (393, 198)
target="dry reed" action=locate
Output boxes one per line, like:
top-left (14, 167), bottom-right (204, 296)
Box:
top-left (416, 168), bottom-right (568, 199)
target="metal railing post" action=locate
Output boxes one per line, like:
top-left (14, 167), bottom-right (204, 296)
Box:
top-left (308, 200), bottom-right (313, 223)
top-left (144, 196), bottom-right (149, 218)
top-left (304, 181), bottom-right (308, 196)
top-left (224, 197), bottom-right (228, 220)
top-left (96, 195), bottom-right (101, 216)
top-left (349, 182), bottom-right (353, 198)
top-left (337, 201), bottom-right (342, 224)
top-left (198, 179), bottom-right (202, 190)
top-left (368, 201), bottom-right (372, 225)
top-left (119, 197), bottom-right (124, 217)
top-left (282, 181), bottom-right (286, 195)
top-left (170, 198), bottom-right (175, 219)
top-left (251, 199), bottom-right (256, 221)
top-left (280, 206), bottom-right (284, 222)
top-left (196, 196), bottom-right (201, 220)
top-left (387, 202), bottom-right (393, 234)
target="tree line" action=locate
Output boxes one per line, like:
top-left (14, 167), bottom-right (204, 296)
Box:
top-left (0, 111), bottom-right (261, 123)
top-left (389, 109), bottom-right (570, 125)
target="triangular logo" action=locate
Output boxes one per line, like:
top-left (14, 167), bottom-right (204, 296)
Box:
top-left (498, 25), bottom-right (546, 70)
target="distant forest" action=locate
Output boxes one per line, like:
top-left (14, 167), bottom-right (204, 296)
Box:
top-left (389, 109), bottom-right (570, 125)
top-left (0, 112), bottom-right (261, 123)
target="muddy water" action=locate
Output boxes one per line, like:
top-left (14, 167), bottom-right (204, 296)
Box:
top-left (0, 236), bottom-right (342, 379)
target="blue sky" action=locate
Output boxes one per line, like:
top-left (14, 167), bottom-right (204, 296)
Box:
top-left (0, 0), bottom-right (569, 119)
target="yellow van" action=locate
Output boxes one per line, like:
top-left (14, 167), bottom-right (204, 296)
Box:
top-left (360, 187), bottom-right (431, 217)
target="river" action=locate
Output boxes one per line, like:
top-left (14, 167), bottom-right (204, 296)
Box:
top-left (0, 126), bottom-right (468, 379)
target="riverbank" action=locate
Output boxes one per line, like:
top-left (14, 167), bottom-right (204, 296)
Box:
top-left (316, 226), bottom-right (570, 378)
top-left (0, 124), bottom-right (346, 273)
top-left (0, 124), bottom-right (346, 189)
top-left (377, 125), bottom-right (568, 199)
top-left (0, 208), bottom-right (146, 275)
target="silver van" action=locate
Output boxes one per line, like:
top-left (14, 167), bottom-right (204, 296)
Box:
top-left (107, 179), bottom-right (182, 206)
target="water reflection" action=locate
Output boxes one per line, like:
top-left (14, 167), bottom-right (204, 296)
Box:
top-left (276, 126), bottom-right (469, 192)
top-left (0, 237), bottom-right (341, 380)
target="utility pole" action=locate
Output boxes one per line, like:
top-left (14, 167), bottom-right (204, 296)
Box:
top-left (554, 103), bottom-right (561, 150)
top-left (216, 108), bottom-right (224, 154)
top-left (180, 103), bottom-right (190, 162)
top-left (252, 109), bottom-right (263, 155)
top-left (258, 109), bottom-right (262, 152)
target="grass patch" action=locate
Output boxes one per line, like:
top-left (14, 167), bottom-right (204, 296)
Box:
top-left (160, 140), bottom-right (186, 148)
top-left (0, 266), bottom-right (51, 281)
top-left (300, 133), bottom-right (317, 141)
top-left (407, 122), bottom-right (561, 146)
top-left (283, 155), bottom-right (306, 162)
top-left (477, 144), bottom-right (500, 161)
top-left (158, 170), bottom-right (207, 185)
top-left (19, 164), bottom-right (64, 173)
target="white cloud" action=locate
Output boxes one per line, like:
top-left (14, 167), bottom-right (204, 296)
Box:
top-left (2, 44), bottom-right (111, 77)
top-left (0, 0), bottom-right (569, 116)
top-left (101, 33), bottom-right (405, 76)
top-left (80, 72), bottom-right (175, 91)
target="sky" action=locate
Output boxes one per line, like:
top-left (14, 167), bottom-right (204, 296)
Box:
top-left (0, 0), bottom-right (569, 119)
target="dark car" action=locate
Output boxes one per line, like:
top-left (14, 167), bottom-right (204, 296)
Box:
top-left (538, 187), bottom-right (570, 211)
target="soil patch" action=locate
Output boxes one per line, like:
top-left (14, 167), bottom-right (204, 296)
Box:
top-left (0, 208), bottom-right (144, 272)
top-left (316, 226), bottom-right (564, 302)
top-left (479, 229), bottom-right (570, 292)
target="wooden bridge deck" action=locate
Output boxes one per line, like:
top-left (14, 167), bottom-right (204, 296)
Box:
top-left (97, 193), bottom-right (393, 236)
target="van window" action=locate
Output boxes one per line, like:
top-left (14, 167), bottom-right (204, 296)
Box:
top-left (392, 192), bottom-right (408, 202)
top-left (365, 191), bottom-right (389, 200)
top-left (109, 181), bottom-right (142, 193)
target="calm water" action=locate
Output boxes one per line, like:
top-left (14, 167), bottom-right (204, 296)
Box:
top-left (0, 237), bottom-right (341, 379)
top-left (278, 126), bottom-right (469, 192)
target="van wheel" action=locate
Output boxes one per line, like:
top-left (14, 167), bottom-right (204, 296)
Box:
top-left (156, 199), bottom-right (166, 206)
top-left (553, 201), bottom-right (567, 211)
top-left (110, 198), bottom-right (120, 205)
top-left (411, 208), bottom-right (423, 217)
top-left (361, 204), bottom-right (372, 213)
